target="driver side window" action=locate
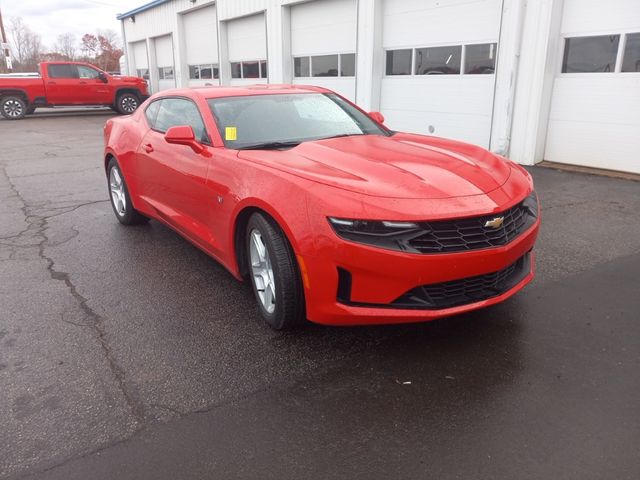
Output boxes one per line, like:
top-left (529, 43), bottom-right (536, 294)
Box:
top-left (154, 98), bottom-right (209, 144)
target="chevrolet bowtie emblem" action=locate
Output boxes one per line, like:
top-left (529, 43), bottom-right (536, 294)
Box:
top-left (484, 216), bottom-right (504, 229)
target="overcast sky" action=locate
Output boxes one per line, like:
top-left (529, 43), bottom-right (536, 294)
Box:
top-left (1, 0), bottom-right (139, 49)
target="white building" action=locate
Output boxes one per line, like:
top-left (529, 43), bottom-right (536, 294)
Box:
top-left (119, 0), bottom-right (640, 174)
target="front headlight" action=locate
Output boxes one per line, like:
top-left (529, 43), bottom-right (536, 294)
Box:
top-left (328, 217), bottom-right (420, 252)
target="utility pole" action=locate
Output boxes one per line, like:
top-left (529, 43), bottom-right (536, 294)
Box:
top-left (0, 5), bottom-right (12, 73)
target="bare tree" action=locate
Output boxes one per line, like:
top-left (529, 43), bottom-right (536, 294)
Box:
top-left (54, 33), bottom-right (77, 61)
top-left (7, 16), bottom-right (42, 72)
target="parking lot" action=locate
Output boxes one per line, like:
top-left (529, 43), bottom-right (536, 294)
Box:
top-left (1, 111), bottom-right (639, 479)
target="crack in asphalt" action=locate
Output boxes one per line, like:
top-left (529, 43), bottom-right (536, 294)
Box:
top-left (0, 165), bottom-right (146, 430)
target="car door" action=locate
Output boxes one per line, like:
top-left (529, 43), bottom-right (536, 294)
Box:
top-left (136, 97), bottom-right (215, 248)
top-left (44, 64), bottom-right (80, 104)
top-left (76, 65), bottom-right (111, 104)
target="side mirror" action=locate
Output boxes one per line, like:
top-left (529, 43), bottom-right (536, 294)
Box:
top-left (164, 125), bottom-right (205, 154)
top-left (98, 72), bottom-right (108, 83)
top-left (369, 111), bottom-right (385, 124)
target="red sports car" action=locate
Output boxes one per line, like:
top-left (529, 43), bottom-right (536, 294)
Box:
top-left (103, 85), bottom-right (539, 329)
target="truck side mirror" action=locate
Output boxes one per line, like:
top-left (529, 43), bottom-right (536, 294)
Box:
top-left (98, 72), bottom-right (108, 83)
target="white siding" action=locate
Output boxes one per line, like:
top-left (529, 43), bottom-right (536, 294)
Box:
top-left (183, 5), bottom-right (218, 65)
top-left (131, 41), bottom-right (148, 70)
top-left (227, 13), bottom-right (267, 61)
top-left (380, 0), bottom-right (501, 147)
top-left (290, 0), bottom-right (356, 56)
top-left (382, 0), bottom-right (501, 48)
top-left (155, 35), bottom-right (174, 67)
top-left (290, 0), bottom-right (357, 101)
top-left (544, 0), bottom-right (640, 174)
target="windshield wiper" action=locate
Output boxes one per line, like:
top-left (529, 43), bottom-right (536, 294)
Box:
top-left (237, 141), bottom-right (301, 150)
top-left (315, 133), bottom-right (365, 141)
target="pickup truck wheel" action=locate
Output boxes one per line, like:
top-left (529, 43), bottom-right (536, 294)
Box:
top-left (1, 96), bottom-right (27, 120)
top-left (116, 93), bottom-right (140, 115)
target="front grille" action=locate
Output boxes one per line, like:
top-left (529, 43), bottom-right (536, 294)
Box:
top-left (336, 252), bottom-right (531, 310)
top-left (390, 253), bottom-right (530, 310)
top-left (407, 201), bottom-right (532, 254)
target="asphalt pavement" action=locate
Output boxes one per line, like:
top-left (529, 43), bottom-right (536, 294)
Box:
top-left (1, 112), bottom-right (639, 479)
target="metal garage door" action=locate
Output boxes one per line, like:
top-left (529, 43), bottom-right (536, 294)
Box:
top-left (155, 34), bottom-right (175, 91)
top-left (290, 0), bottom-right (357, 101)
top-left (227, 13), bottom-right (267, 86)
top-left (183, 6), bottom-right (219, 87)
top-left (131, 41), bottom-right (149, 80)
top-left (544, 0), bottom-right (640, 174)
top-left (380, 0), bottom-right (502, 147)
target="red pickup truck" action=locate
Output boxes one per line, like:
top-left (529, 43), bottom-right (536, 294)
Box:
top-left (0, 61), bottom-right (149, 120)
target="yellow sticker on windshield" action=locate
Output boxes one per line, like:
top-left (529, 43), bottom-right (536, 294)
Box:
top-left (225, 127), bottom-right (237, 141)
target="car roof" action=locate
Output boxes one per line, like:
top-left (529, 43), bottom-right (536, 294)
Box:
top-left (152, 84), bottom-right (333, 101)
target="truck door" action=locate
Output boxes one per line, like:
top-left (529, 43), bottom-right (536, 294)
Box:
top-left (44, 64), bottom-right (81, 104)
top-left (76, 65), bottom-right (111, 104)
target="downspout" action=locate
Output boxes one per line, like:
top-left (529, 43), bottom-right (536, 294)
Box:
top-left (494, 0), bottom-right (527, 156)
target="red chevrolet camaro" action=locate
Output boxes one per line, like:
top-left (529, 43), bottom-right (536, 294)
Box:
top-left (103, 85), bottom-right (539, 329)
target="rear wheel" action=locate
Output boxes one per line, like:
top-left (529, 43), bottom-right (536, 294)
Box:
top-left (246, 213), bottom-right (305, 330)
top-left (1, 96), bottom-right (27, 120)
top-left (115, 93), bottom-right (140, 115)
top-left (107, 158), bottom-right (149, 225)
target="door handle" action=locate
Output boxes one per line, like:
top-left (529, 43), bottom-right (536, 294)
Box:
top-left (79, 81), bottom-right (87, 84)
top-left (144, 143), bottom-right (154, 153)
top-left (48, 81), bottom-right (56, 85)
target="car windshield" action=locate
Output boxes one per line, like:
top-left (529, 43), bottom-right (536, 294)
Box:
top-left (207, 93), bottom-right (389, 149)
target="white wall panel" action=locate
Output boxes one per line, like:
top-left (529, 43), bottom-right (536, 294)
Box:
top-left (155, 35), bottom-right (174, 67)
top-left (544, 0), bottom-right (640, 173)
top-left (227, 13), bottom-right (267, 61)
top-left (131, 41), bottom-right (148, 69)
top-left (183, 5), bottom-right (218, 65)
top-left (382, 0), bottom-right (502, 48)
top-left (381, 76), bottom-right (496, 146)
top-left (561, 0), bottom-right (640, 35)
top-left (380, 0), bottom-right (501, 147)
top-left (291, 0), bottom-right (356, 56)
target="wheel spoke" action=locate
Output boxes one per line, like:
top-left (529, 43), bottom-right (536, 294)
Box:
top-left (248, 228), bottom-right (276, 314)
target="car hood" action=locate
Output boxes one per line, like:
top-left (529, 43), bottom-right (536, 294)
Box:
top-left (112, 75), bottom-right (145, 84)
top-left (237, 133), bottom-right (511, 199)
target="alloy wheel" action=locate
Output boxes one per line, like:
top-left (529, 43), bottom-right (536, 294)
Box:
top-left (121, 96), bottom-right (138, 113)
top-left (3, 99), bottom-right (24, 118)
top-left (109, 167), bottom-right (127, 216)
top-left (249, 229), bottom-right (276, 314)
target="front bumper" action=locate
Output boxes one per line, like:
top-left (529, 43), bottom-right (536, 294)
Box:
top-left (301, 218), bottom-right (540, 326)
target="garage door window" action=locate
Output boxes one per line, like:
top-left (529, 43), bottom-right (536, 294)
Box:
top-left (231, 61), bottom-right (267, 79)
top-left (415, 46), bottom-right (461, 75)
top-left (294, 54), bottom-right (355, 78)
top-left (465, 43), bottom-right (497, 74)
top-left (386, 49), bottom-right (412, 75)
top-left (189, 64), bottom-right (219, 80)
top-left (622, 33), bottom-right (640, 73)
top-left (312, 55), bottom-right (339, 77)
top-left (158, 67), bottom-right (174, 80)
top-left (562, 35), bottom-right (620, 73)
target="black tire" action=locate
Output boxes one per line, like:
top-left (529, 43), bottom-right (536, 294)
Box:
top-left (26, 106), bottom-right (36, 115)
top-left (246, 213), bottom-right (305, 330)
top-left (106, 157), bottom-right (149, 226)
top-left (1, 96), bottom-right (27, 120)
top-left (115, 92), bottom-right (140, 115)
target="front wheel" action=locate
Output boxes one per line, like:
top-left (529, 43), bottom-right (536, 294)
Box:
top-left (1, 96), bottom-right (27, 120)
top-left (246, 213), bottom-right (305, 330)
top-left (115, 93), bottom-right (140, 115)
top-left (107, 158), bottom-right (149, 225)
